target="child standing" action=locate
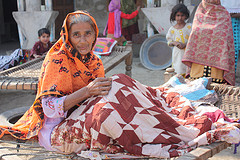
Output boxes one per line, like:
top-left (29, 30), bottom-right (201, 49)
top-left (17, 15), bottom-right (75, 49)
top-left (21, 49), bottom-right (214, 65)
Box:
top-left (104, 0), bottom-right (140, 46)
top-left (166, 3), bottom-right (192, 75)
top-left (30, 28), bottom-right (53, 59)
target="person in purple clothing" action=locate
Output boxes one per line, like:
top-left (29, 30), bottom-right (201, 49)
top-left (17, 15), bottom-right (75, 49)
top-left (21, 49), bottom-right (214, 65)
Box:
top-left (30, 28), bottom-right (53, 59)
top-left (104, 0), bottom-right (140, 45)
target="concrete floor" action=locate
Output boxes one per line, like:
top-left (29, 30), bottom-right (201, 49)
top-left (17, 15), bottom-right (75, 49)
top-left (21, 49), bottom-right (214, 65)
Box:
top-left (0, 42), bottom-right (240, 159)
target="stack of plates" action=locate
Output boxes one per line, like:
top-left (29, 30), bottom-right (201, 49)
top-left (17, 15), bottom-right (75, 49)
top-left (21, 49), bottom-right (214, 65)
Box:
top-left (140, 34), bottom-right (172, 70)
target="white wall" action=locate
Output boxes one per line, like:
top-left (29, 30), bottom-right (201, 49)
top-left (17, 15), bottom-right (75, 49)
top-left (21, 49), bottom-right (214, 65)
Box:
top-left (75, 0), bottom-right (108, 35)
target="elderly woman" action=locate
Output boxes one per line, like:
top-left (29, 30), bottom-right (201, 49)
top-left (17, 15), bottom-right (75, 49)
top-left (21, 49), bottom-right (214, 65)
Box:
top-left (0, 10), bottom-right (112, 150)
top-left (0, 11), bottom-right (239, 159)
top-left (182, 0), bottom-right (236, 85)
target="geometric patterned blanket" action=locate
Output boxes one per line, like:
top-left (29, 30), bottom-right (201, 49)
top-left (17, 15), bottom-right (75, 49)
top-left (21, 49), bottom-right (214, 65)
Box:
top-left (51, 74), bottom-right (240, 158)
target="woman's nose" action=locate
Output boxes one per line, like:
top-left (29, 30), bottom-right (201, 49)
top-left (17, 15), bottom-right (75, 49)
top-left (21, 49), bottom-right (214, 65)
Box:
top-left (79, 36), bottom-right (87, 42)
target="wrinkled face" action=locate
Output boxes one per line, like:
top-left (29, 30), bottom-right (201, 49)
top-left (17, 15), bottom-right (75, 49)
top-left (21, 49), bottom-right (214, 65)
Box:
top-left (69, 22), bottom-right (95, 55)
top-left (39, 33), bottom-right (50, 45)
top-left (175, 11), bottom-right (186, 24)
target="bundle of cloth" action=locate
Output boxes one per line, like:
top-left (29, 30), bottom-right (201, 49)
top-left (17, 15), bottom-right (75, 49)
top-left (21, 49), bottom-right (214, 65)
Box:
top-left (0, 49), bottom-right (23, 71)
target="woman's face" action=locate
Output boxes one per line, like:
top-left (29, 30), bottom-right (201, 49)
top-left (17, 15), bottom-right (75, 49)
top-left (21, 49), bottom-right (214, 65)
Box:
top-left (69, 22), bottom-right (95, 55)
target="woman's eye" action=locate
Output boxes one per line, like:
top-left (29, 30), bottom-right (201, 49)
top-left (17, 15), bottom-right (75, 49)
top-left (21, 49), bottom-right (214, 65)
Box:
top-left (73, 33), bottom-right (80, 38)
top-left (86, 31), bottom-right (92, 36)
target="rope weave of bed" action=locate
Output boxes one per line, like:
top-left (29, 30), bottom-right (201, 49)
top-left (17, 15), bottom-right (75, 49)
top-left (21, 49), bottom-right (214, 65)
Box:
top-left (211, 83), bottom-right (240, 119)
top-left (0, 57), bottom-right (43, 90)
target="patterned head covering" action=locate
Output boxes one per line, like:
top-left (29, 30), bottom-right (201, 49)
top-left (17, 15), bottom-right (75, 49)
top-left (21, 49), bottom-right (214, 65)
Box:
top-left (0, 11), bottom-right (105, 140)
top-left (108, 0), bottom-right (121, 12)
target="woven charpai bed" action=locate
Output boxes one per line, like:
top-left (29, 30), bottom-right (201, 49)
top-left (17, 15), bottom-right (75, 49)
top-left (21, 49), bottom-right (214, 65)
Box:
top-left (0, 80), bottom-right (239, 160)
top-left (0, 48), bottom-right (239, 159)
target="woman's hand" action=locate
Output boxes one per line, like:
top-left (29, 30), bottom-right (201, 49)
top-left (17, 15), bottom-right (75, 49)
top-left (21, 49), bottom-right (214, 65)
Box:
top-left (86, 77), bottom-right (112, 97)
top-left (63, 77), bottom-right (112, 112)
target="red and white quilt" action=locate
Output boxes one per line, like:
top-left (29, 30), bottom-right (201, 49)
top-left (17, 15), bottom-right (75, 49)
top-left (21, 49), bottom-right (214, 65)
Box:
top-left (51, 74), bottom-right (240, 158)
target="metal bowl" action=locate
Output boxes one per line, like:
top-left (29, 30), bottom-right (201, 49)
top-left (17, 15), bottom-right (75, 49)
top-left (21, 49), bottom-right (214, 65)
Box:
top-left (140, 34), bottom-right (172, 70)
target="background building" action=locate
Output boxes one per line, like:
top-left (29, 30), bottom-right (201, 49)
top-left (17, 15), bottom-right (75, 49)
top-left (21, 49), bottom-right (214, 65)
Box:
top-left (0, 0), bottom-right (201, 50)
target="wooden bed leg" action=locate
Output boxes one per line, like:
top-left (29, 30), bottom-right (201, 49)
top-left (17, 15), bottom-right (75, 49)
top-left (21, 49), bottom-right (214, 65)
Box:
top-left (164, 67), bottom-right (176, 83)
top-left (125, 50), bottom-right (133, 77)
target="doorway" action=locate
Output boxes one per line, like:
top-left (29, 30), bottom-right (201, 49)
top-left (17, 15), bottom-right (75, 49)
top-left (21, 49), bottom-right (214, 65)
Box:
top-left (0, 0), bottom-right (19, 53)
top-left (53, 0), bottom-right (74, 40)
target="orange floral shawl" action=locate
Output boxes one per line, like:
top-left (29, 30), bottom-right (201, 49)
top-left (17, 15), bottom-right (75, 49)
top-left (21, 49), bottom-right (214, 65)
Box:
top-left (0, 11), bottom-right (105, 140)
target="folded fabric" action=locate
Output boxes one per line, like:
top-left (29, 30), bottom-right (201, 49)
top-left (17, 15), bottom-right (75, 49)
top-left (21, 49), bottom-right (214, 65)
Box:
top-left (162, 74), bottom-right (219, 104)
top-left (93, 38), bottom-right (117, 56)
top-left (0, 49), bottom-right (23, 71)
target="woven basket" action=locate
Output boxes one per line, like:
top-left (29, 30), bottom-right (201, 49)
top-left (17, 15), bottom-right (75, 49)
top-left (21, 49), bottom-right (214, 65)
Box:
top-left (210, 83), bottom-right (240, 119)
